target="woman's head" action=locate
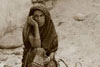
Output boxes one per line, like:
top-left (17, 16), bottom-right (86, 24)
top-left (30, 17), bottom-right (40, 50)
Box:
top-left (32, 10), bottom-right (45, 27)
top-left (29, 3), bottom-right (50, 27)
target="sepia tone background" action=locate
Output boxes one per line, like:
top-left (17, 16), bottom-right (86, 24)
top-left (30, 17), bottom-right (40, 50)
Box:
top-left (0, 0), bottom-right (100, 67)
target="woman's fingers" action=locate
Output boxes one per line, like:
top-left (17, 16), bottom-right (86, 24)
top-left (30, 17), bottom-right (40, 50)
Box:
top-left (44, 57), bottom-right (50, 65)
top-left (27, 16), bottom-right (38, 26)
top-left (49, 52), bottom-right (55, 60)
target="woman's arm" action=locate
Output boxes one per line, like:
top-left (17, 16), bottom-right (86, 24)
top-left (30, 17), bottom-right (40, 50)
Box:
top-left (28, 16), bottom-right (41, 48)
top-left (29, 33), bottom-right (41, 48)
top-left (27, 16), bottom-right (40, 38)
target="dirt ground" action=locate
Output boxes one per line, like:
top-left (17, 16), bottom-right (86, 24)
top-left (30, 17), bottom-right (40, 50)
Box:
top-left (0, 0), bottom-right (100, 67)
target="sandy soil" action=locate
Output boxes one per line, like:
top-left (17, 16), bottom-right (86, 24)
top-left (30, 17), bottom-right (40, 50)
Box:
top-left (0, 0), bottom-right (100, 67)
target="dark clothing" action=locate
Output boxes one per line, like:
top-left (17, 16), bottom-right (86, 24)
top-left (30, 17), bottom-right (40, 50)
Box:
top-left (22, 3), bottom-right (58, 67)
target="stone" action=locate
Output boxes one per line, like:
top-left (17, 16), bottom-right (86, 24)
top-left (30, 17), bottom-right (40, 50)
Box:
top-left (73, 13), bottom-right (86, 21)
top-left (0, 29), bottom-right (23, 49)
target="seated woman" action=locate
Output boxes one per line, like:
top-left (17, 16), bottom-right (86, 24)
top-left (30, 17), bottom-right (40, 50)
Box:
top-left (22, 3), bottom-right (58, 67)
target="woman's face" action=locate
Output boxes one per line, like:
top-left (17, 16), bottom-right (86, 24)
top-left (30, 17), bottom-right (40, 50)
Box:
top-left (32, 10), bottom-right (45, 27)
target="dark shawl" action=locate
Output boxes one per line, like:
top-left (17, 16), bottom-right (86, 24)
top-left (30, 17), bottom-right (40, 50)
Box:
top-left (23, 3), bottom-right (58, 54)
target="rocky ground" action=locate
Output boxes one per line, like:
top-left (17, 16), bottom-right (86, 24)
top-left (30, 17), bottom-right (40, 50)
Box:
top-left (0, 0), bottom-right (100, 67)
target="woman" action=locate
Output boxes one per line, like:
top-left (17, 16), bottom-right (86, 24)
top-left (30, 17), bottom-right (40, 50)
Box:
top-left (22, 3), bottom-right (58, 67)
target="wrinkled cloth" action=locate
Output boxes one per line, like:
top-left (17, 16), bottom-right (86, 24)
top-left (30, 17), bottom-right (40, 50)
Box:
top-left (27, 48), bottom-right (46, 67)
top-left (22, 3), bottom-right (58, 67)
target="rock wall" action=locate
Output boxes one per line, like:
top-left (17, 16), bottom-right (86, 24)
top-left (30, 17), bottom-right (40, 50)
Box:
top-left (0, 0), bottom-right (32, 48)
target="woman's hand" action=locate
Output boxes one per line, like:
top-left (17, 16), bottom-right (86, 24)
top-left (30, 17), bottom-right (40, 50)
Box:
top-left (43, 52), bottom-right (55, 65)
top-left (49, 52), bottom-right (55, 60)
top-left (44, 57), bottom-right (51, 65)
top-left (27, 16), bottom-right (38, 27)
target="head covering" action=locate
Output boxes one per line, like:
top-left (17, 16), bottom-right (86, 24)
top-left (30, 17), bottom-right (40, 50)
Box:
top-left (23, 3), bottom-right (58, 55)
top-left (31, 0), bottom-right (45, 4)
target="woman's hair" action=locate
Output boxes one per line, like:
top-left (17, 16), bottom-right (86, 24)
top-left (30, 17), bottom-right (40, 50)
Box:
top-left (28, 3), bottom-right (49, 17)
top-left (29, 9), bottom-right (45, 17)
top-left (28, 3), bottom-right (50, 27)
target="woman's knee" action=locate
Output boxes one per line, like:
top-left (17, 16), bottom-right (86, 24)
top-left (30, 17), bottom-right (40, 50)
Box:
top-left (34, 48), bottom-right (46, 56)
top-left (35, 48), bottom-right (45, 53)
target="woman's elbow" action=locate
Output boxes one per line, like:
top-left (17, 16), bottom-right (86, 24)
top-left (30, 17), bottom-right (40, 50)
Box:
top-left (29, 34), bottom-right (41, 48)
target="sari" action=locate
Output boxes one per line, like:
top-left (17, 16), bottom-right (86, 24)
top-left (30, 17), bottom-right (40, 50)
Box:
top-left (22, 3), bottom-right (58, 67)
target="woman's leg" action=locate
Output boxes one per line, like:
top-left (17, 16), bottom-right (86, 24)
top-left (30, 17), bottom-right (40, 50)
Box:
top-left (27, 48), bottom-right (46, 67)
top-left (21, 48), bottom-right (30, 67)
